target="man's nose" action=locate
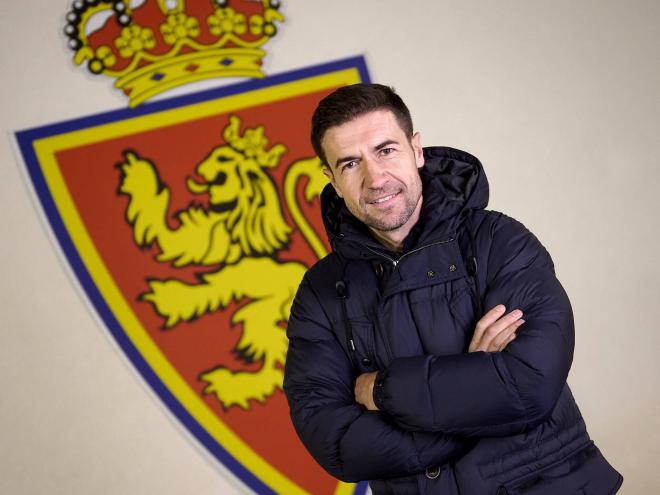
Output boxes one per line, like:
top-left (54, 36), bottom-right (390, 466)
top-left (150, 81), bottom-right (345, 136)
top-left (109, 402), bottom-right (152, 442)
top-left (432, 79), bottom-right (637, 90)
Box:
top-left (362, 158), bottom-right (387, 188)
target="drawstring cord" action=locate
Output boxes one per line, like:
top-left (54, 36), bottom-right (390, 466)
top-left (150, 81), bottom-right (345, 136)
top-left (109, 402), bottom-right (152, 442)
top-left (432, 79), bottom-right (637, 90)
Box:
top-left (465, 214), bottom-right (484, 317)
top-left (335, 260), bottom-right (358, 369)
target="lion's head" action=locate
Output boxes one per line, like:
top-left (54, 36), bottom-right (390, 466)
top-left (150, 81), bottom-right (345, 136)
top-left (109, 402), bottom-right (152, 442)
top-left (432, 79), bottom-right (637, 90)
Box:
top-left (186, 116), bottom-right (291, 263)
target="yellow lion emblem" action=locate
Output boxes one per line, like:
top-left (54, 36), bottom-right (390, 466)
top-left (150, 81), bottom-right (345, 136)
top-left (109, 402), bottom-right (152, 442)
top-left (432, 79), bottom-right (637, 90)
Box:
top-left (118, 115), bottom-right (327, 409)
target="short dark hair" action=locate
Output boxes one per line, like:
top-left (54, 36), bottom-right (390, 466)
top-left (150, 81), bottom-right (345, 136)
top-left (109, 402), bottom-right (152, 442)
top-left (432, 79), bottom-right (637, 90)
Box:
top-left (311, 83), bottom-right (413, 165)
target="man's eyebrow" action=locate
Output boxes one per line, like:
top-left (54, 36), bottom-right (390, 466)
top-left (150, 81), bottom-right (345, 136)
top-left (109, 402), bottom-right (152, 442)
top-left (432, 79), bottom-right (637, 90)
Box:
top-left (374, 139), bottom-right (400, 151)
top-left (334, 154), bottom-right (361, 168)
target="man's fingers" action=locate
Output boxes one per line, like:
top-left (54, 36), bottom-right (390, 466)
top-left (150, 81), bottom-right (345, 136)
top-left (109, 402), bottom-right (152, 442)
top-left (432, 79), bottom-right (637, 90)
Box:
top-left (485, 309), bottom-right (523, 338)
top-left (474, 305), bottom-right (506, 335)
top-left (491, 319), bottom-right (525, 351)
top-left (354, 372), bottom-right (378, 410)
top-left (498, 331), bottom-right (517, 352)
top-left (470, 307), bottom-right (523, 352)
top-left (477, 314), bottom-right (523, 352)
top-left (470, 304), bottom-right (506, 351)
top-left (479, 309), bottom-right (522, 348)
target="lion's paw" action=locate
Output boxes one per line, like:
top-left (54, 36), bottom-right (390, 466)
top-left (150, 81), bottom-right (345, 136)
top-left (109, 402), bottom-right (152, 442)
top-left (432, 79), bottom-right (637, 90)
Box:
top-left (142, 279), bottom-right (196, 328)
top-left (119, 151), bottom-right (160, 197)
top-left (200, 367), bottom-right (281, 410)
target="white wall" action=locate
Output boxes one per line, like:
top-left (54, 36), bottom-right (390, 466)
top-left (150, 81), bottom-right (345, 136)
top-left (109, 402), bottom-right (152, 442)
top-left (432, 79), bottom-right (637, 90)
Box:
top-left (1, 1), bottom-right (658, 493)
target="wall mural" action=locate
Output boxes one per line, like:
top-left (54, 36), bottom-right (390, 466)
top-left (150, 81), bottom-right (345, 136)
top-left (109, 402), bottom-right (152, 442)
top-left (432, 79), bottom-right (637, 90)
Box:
top-left (15, 1), bottom-right (371, 493)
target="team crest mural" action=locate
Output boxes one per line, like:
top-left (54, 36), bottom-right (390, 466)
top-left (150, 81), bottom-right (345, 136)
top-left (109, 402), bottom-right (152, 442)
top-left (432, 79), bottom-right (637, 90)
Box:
top-left (17, 8), bottom-right (371, 490)
top-left (119, 115), bottom-right (324, 409)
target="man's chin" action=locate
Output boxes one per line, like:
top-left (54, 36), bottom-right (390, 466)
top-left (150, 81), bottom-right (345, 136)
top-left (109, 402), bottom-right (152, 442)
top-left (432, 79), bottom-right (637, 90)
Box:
top-left (364, 214), bottom-right (406, 233)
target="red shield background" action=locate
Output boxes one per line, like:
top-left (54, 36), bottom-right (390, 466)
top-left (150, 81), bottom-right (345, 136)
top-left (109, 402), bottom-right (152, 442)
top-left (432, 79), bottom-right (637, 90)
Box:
top-left (16, 58), bottom-right (370, 495)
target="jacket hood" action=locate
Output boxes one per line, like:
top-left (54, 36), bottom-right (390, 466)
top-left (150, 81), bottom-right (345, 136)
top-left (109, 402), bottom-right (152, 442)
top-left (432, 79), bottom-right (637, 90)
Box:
top-left (320, 146), bottom-right (489, 255)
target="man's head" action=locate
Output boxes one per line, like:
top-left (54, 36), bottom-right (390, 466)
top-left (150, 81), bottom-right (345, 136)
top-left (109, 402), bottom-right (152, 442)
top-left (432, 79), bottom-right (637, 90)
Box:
top-left (311, 83), bottom-right (414, 166)
top-left (311, 84), bottom-right (425, 250)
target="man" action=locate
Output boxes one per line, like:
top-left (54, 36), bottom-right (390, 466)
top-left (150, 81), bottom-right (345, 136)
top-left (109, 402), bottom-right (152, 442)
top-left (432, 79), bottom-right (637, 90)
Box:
top-left (283, 84), bottom-right (622, 494)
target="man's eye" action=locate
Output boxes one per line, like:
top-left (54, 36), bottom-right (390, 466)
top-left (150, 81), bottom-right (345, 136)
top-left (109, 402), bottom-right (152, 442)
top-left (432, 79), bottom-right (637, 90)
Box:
top-left (341, 161), bottom-right (357, 171)
top-left (381, 148), bottom-right (395, 156)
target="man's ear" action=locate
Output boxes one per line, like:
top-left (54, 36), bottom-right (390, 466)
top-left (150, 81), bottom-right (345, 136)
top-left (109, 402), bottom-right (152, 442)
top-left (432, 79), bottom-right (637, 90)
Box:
top-left (322, 167), bottom-right (343, 198)
top-left (411, 132), bottom-right (425, 169)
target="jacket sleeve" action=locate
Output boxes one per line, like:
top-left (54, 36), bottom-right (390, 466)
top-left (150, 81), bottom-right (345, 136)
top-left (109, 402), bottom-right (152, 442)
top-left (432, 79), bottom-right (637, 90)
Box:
top-left (284, 275), bottom-right (473, 482)
top-left (373, 214), bottom-right (575, 437)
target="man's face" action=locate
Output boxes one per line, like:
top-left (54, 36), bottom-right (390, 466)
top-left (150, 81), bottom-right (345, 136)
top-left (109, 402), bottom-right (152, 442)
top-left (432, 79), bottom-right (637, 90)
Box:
top-left (321, 109), bottom-right (425, 240)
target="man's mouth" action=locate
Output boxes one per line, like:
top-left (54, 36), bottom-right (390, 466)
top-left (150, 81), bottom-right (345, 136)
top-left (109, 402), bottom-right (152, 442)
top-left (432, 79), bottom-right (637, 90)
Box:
top-left (367, 191), bottom-right (400, 205)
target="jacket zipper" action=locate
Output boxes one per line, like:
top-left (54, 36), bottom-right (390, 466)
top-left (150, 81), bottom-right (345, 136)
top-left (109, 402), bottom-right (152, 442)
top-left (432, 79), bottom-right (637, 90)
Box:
top-left (356, 236), bottom-right (456, 364)
top-left (360, 237), bottom-right (455, 268)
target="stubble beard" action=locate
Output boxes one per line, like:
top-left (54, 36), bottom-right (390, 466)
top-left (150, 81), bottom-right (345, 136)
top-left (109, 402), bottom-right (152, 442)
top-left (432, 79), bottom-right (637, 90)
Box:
top-left (360, 185), bottom-right (422, 233)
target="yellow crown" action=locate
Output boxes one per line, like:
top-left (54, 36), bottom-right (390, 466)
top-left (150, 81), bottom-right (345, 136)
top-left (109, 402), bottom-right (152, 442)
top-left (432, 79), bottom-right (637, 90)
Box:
top-left (64, 0), bottom-right (284, 107)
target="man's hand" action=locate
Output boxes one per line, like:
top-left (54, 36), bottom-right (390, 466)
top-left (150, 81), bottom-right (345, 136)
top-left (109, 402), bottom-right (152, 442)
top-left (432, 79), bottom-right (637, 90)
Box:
top-left (468, 304), bottom-right (524, 353)
top-left (355, 371), bottom-right (379, 410)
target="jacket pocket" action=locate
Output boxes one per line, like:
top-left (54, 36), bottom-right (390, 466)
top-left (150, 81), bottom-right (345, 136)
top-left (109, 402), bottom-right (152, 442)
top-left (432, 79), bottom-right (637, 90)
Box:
top-left (498, 442), bottom-right (623, 495)
top-left (448, 276), bottom-right (477, 330)
top-left (407, 278), bottom-right (474, 356)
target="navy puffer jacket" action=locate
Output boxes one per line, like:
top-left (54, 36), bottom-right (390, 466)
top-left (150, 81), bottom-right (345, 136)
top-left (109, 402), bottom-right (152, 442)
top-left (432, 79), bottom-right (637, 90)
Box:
top-left (284, 147), bottom-right (622, 494)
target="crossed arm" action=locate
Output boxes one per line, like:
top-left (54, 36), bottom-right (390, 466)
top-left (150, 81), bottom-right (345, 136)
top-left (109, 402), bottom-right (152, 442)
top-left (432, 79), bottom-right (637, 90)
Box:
top-left (356, 217), bottom-right (574, 437)
top-left (354, 304), bottom-right (525, 410)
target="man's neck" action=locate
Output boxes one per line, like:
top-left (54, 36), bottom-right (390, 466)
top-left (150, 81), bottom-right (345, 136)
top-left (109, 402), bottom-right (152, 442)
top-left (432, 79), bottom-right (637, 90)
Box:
top-left (368, 198), bottom-right (424, 253)
top-left (368, 228), bottom-right (406, 253)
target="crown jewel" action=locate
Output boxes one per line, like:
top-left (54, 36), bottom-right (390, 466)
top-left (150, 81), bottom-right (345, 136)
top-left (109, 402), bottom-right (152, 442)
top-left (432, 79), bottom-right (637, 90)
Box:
top-left (64, 0), bottom-right (284, 107)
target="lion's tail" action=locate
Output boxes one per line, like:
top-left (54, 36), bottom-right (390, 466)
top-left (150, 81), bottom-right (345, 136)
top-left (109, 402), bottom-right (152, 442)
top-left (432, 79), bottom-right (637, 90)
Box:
top-left (283, 157), bottom-right (329, 261)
